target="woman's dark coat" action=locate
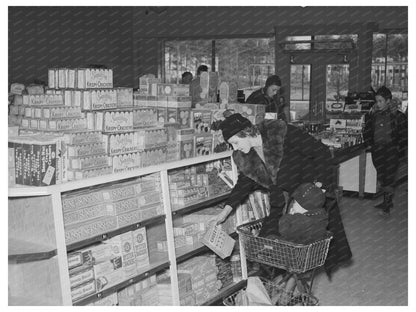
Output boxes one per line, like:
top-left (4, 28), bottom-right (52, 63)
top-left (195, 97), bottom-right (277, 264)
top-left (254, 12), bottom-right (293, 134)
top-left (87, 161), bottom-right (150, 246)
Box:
top-left (225, 122), bottom-right (352, 277)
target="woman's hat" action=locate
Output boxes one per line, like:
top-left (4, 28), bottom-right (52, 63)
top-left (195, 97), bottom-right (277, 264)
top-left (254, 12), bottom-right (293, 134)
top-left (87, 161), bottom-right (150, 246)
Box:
top-left (292, 183), bottom-right (326, 212)
top-left (219, 113), bottom-right (252, 142)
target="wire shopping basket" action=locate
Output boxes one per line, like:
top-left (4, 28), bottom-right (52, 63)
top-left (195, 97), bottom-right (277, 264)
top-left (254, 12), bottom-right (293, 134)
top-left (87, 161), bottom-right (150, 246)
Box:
top-left (237, 219), bottom-right (333, 274)
top-left (223, 277), bottom-right (319, 306)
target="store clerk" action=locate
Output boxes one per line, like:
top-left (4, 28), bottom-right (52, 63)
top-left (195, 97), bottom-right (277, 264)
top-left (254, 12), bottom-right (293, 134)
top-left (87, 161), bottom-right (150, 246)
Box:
top-left (246, 75), bottom-right (290, 122)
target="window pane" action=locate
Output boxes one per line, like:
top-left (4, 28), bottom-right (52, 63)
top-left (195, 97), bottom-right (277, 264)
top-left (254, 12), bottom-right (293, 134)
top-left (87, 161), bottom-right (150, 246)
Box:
top-left (314, 34), bottom-right (357, 50)
top-left (290, 64), bottom-right (311, 121)
top-left (371, 33), bottom-right (387, 90)
top-left (387, 34), bottom-right (408, 98)
top-left (164, 40), bottom-right (212, 84)
top-left (215, 37), bottom-right (275, 90)
top-left (326, 64), bottom-right (349, 107)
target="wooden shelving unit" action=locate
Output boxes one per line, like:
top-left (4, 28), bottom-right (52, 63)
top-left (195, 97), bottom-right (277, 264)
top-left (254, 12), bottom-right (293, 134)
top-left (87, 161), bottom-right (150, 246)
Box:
top-left (8, 151), bottom-right (247, 306)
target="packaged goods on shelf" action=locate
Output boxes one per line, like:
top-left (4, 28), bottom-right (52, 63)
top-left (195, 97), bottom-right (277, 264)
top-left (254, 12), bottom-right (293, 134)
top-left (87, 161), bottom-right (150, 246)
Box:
top-left (133, 92), bottom-right (147, 107)
top-left (93, 110), bottom-right (134, 133)
top-left (190, 110), bottom-right (212, 134)
top-left (26, 84), bottom-right (44, 95)
top-left (141, 146), bottom-right (167, 167)
top-left (112, 152), bottom-right (141, 173)
top-left (156, 106), bottom-right (167, 125)
top-left (116, 88), bottom-right (133, 108)
top-left (69, 265), bottom-right (95, 289)
top-left (219, 82), bottom-right (229, 105)
top-left (67, 142), bottom-right (106, 157)
top-left (132, 227), bottom-right (150, 269)
top-left (215, 255), bottom-right (234, 289)
top-left (227, 103), bottom-right (266, 124)
top-left (228, 81), bottom-right (238, 103)
top-left (78, 241), bottom-right (120, 264)
top-left (132, 108), bottom-right (158, 128)
top-left (167, 107), bottom-right (191, 128)
top-left (135, 127), bottom-right (167, 149)
top-left (230, 253), bottom-right (242, 282)
top-left (10, 83), bottom-right (25, 95)
top-left (82, 89), bottom-right (118, 110)
top-left (63, 203), bottom-right (116, 226)
top-left (177, 128), bottom-right (195, 160)
top-left (71, 279), bottom-right (96, 303)
top-left (173, 223), bottom-right (200, 237)
top-left (107, 232), bottom-right (138, 279)
top-left (94, 256), bottom-right (124, 291)
top-left (38, 117), bottom-right (87, 131)
top-left (67, 166), bottom-right (113, 181)
top-left (67, 250), bottom-right (93, 270)
top-left (117, 274), bottom-right (157, 306)
top-left (64, 216), bottom-right (118, 245)
top-left (22, 94), bottom-right (64, 106)
top-left (139, 74), bottom-right (160, 96)
top-left (194, 134), bottom-right (213, 157)
top-left (40, 106), bottom-right (84, 119)
top-left (156, 84), bottom-right (190, 97)
top-left (87, 292), bottom-right (118, 306)
top-left (61, 89), bottom-right (82, 107)
top-left (9, 135), bottom-right (65, 186)
top-left (68, 155), bottom-right (110, 170)
top-left (103, 132), bottom-right (142, 155)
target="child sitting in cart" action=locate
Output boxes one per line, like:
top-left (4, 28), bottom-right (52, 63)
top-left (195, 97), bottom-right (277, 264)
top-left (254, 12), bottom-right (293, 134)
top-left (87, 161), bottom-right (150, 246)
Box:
top-left (264, 182), bottom-right (329, 305)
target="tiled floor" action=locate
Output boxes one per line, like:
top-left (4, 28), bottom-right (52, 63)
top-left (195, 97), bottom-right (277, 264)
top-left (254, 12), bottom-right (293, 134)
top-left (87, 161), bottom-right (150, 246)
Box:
top-left (312, 179), bottom-right (408, 305)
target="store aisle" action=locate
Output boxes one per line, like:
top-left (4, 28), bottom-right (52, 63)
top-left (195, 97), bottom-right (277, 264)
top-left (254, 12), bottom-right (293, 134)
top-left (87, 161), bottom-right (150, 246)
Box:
top-left (313, 179), bottom-right (408, 305)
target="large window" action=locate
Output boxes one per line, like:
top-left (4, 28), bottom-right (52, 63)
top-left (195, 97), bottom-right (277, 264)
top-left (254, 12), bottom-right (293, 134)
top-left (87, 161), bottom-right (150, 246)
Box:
top-left (164, 37), bottom-right (275, 90)
top-left (371, 33), bottom-right (408, 99)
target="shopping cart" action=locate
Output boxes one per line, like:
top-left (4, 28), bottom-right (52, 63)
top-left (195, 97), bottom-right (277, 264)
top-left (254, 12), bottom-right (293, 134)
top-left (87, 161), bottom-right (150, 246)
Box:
top-left (224, 218), bottom-right (332, 306)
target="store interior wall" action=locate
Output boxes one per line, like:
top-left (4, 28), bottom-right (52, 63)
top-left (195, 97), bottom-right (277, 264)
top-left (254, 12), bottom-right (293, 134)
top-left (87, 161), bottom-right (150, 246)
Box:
top-left (9, 6), bottom-right (407, 88)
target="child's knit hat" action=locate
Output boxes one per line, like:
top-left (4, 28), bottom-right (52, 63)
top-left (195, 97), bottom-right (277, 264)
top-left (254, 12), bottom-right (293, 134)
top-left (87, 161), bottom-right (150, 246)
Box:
top-left (292, 183), bottom-right (326, 212)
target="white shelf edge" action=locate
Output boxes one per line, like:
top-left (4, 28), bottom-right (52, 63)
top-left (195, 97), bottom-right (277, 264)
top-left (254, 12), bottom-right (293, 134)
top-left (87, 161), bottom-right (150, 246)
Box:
top-left (8, 151), bottom-right (233, 197)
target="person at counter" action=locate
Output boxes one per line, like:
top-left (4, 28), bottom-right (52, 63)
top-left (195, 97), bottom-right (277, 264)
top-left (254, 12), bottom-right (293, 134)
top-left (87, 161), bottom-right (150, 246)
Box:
top-left (246, 75), bottom-right (290, 122)
top-left (363, 86), bottom-right (407, 217)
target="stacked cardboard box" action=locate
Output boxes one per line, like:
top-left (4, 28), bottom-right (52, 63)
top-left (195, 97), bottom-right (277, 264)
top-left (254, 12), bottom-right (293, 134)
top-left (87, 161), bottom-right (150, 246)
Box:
top-left (117, 274), bottom-right (157, 306)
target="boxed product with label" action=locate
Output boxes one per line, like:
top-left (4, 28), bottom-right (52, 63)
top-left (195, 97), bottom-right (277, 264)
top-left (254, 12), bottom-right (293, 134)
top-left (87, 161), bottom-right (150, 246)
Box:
top-left (67, 250), bottom-right (93, 270)
top-left (177, 128), bottom-right (195, 160)
top-left (137, 191), bottom-right (162, 207)
top-left (63, 203), bottom-right (116, 226)
top-left (191, 110), bottom-right (212, 134)
top-left (79, 68), bottom-right (113, 89)
top-left (157, 84), bottom-right (190, 97)
top-left (71, 279), bottom-right (96, 303)
top-left (107, 232), bottom-right (138, 279)
top-left (23, 94), bottom-right (64, 106)
top-left (132, 227), bottom-right (150, 269)
top-left (10, 83), bottom-right (25, 95)
top-left (69, 155), bottom-right (109, 170)
top-left (83, 89), bottom-right (118, 110)
top-left (62, 131), bottom-right (103, 145)
top-left (62, 190), bottom-right (106, 213)
top-left (96, 110), bottom-right (134, 133)
top-left (112, 152), bottom-right (141, 173)
top-left (69, 265), bottom-right (95, 289)
top-left (141, 146), bottom-right (167, 167)
top-left (116, 87), bottom-right (133, 108)
top-left (140, 204), bottom-right (161, 220)
top-left (166, 107), bottom-right (191, 128)
top-left (139, 75), bottom-right (160, 95)
top-left (42, 106), bottom-right (83, 119)
top-left (79, 241), bottom-right (121, 265)
top-left (103, 132), bottom-right (141, 155)
top-left (194, 134), bottom-right (213, 157)
top-left (227, 103), bottom-right (266, 120)
top-left (67, 166), bottom-right (113, 181)
top-left (64, 216), bottom-right (118, 245)
top-left (132, 108), bottom-right (158, 128)
top-left (94, 256), bottom-right (124, 291)
top-left (173, 223), bottom-right (200, 237)
top-left (201, 225), bottom-right (235, 259)
top-left (67, 142), bottom-right (106, 157)
top-left (47, 118), bottom-right (87, 131)
top-left (116, 209), bottom-right (142, 228)
top-left (133, 92), bottom-right (147, 107)
top-left (156, 106), bottom-right (168, 125)
top-left (135, 127), bottom-right (167, 149)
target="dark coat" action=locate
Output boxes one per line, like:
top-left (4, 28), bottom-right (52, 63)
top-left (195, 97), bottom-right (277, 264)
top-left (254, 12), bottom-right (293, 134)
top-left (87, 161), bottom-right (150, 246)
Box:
top-left (278, 210), bottom-right (328, 244)
top-left (246, 88), bottom-right (287, 120)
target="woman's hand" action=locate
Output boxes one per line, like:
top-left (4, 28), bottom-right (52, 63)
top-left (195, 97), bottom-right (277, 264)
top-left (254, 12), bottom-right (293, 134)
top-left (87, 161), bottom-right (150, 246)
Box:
top-left (213, 205), bottom-right (233, 225)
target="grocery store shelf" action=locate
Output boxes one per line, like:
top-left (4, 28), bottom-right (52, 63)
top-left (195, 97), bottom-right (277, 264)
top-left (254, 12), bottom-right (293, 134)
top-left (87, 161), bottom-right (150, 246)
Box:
top-left (176, 232), bottom-right (238, 264)
top-left (73, 254), bottom-right (170, 306)
top-left (8, 238), bottom-right (57, 263)
top-left (8, 152), bottom-right (233, 197)
top-left (172, 192), bottom-right (231, 216)
top-left (66, 215), bottom-right (166, 252)
top-left (201, 279), bottom-right (247, 306)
